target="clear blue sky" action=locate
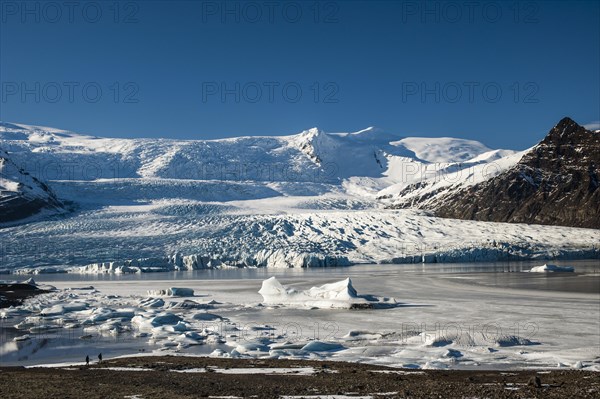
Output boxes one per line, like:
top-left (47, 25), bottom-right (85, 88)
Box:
top-left (1, 0), bottom-right (599, 149)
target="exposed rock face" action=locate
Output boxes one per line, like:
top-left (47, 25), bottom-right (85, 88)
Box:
top-left (426, 117), bottom-right (600, 228)
top-left (0, 148), bottom-right (64, 223)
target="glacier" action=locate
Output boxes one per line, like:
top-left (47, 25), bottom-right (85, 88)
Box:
top-left (0, 122), bottom-right (598, 273)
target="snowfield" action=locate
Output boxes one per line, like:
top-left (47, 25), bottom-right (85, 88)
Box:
top-left (0, 122), bottom-right (598, 273)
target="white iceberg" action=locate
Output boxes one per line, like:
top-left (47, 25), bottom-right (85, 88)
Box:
top-left (529, 264), bottom-right (574, 273)
top-left (149, 313), bottom-right (183, 326)
top-left (258, 277), bottom-right (398, 309)
top-left (40, 302), bottom-right (88, 316)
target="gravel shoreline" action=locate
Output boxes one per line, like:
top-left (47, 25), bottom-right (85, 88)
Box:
top-left (1, 356), bottom-right (598, 398)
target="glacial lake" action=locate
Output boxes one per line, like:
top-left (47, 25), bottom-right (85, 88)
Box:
top-left (3, 259), bottom-right (598, 369)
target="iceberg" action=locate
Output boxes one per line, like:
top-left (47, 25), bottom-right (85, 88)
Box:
top-left (529, 264), bottom-right (574, 273)
top-left (258, 277), bottom-right (398, 309)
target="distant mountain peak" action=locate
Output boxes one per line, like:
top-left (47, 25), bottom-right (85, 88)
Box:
top-left (299, 127), bottom-right (323, 137)
top-left (409, 117), bottom-right (600, 228)
top-left (546, 116), bottom-right (588, 141)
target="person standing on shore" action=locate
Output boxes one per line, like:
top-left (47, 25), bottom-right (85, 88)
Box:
top-left (98, 353), bottom-right (102, 364)
top-left (85, 355), bottom-right (89, 366)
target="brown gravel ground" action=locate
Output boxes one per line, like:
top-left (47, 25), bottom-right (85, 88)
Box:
top-left (0, 356), bottom-right (598, 398)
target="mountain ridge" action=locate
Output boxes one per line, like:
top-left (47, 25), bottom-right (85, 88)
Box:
top-left (399, 117), bottom-right (600, 228)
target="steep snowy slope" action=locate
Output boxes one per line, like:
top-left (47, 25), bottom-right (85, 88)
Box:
top-left (0, 147), bottom-right (64, 224)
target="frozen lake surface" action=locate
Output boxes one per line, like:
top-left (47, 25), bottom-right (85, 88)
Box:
top-left (2, 260), bottom-right (599, 370)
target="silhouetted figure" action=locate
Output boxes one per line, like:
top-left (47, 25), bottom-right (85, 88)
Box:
top-left (85, 355), bottom-right (89, 366)
top-left (98, 353), bottom-right (102, 364)
top-left (529, 375), bottom-right (542, 388)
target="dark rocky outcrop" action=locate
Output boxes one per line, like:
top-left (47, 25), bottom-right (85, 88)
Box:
top-left (426, 117), bottom-right (599, 228)
top-left (0, 149), bottom-right (64, 224)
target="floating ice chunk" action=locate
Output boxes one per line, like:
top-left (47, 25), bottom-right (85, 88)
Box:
top-left (182, 331), bottom-right (205, 341)
top-left (258, 277), bottom-right (396, 309)
top-left (529, 264), bottom-right (574, 272)
top-left (258, 277), bottom-right (358, 308)
top-left (157, 321), bottom-right (189, 333)
top-left (234, 341), bottom-right (271, 354)
top-left (132, 311), bottom-right (183, 333)
top-left (192, 312), bottom-right (224, 321)
top-left (147, 287), bottom-right (194, 297)
top-left (269, 341), bottom-right (307, 351)
top-left (301, 341), bottom-right (344, 352)
top-left (86, 308), bottom-right (117, 323)
top-left (86, 307), bottom-right (135, 323)
top-left (39, 305), bottom-right (66, 316)
top-left (40, 302), bottom-right (88, 316)
top-left (167, 300), bottom-right (211, 309)
top-left (13, 334), bottom-right (30, 342)
top-left (1, 308), bottom-right (31, 318)
top-left (29, 324), bottom-right (57, 333)
top-left (149, 312), bottom-right (182, 327)
top-left (443, 349), bottom-right (463, 358)
top-left (138, 297), bottom-right (165, 308)
top-left (96, 320), bottom-right (124, 334)
top-left (305, 278), bottom-right (358, 301)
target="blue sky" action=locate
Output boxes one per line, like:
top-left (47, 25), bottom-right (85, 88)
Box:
top-left (1, 0), bottom-right (599, 149)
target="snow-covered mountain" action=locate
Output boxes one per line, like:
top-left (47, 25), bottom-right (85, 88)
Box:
top-left (0, 120), bottom-right (597, 272)
top-left (0, 122), bottom-right (514, 205)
